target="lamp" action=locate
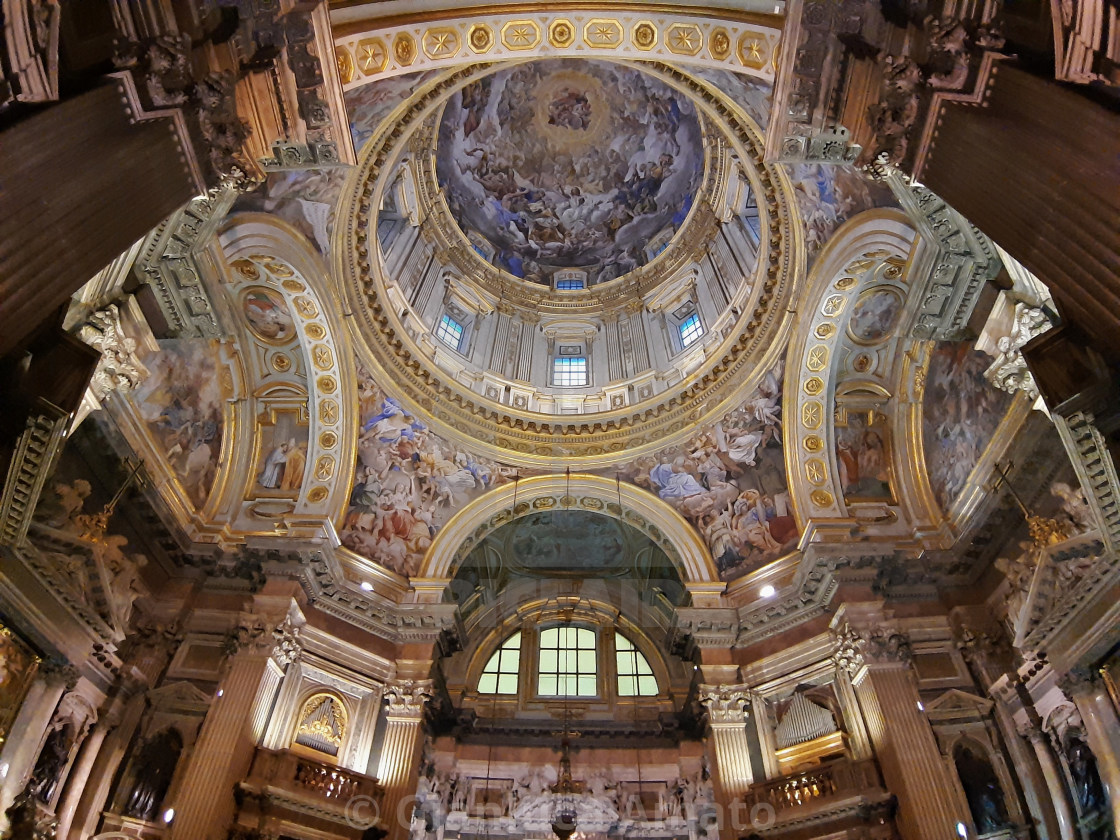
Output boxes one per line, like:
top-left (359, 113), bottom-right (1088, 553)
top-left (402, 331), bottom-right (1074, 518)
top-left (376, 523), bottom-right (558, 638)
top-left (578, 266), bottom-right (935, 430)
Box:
top-left (551, 709), bottom-right (580, 840)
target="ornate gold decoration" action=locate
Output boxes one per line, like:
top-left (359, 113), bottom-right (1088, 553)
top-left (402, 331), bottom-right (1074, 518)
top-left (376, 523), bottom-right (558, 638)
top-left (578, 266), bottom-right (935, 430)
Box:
top-left (805, 459), bottom-right (827, 485)
top-left (233, 259), bottom-right (260, 280)
top-left (803, 435), bottom-right (824, 452)
top-left (337, 61), bottom-right (798, 463)
top-left (709, 28), bottom-right (732, 60)
top-left (468, 23), bottom-right (494, 53)
top-left (810, 489), bottom-right (834, 507)
top-left (319, 400), bottom-right (338, 425)
top-left (272, 354), bottom-right (291, 372)
top-left (632, 21), bottom-right (658, 51)
top-left (319, 431), bottom-right (338, 449)
top-left (336, 47), bottom-right (355, 85)
top-left (356, 38), bottom-right (389, 75)
top-left (835, 276), bottom-right (857, 290)
top-left (282, 279), bottom-right (305, 293)
top-left (852, 353), bottom-right (873, 373)
top-left (316, 375), bottom-right (337, 394)
top-left (666, 23), bottom-right (703, 56)
top-left (394, 33), bottom-right (417, 66)
top-left (312, 345), bottom-right (333, 371)
top-left (423, 27), bottom-right (460, 59)
top-left (815, 323), bottom-right (836, 339)
top-left (314, 455), bottom-right (335, 481)
top-left (801, 401), bottom-right (823, 429)
top-left (307, 486), bottom-right (329, 503)
top-left (293, 296), bottom-right (319, 318)
top-left (1027, 514), bottom-right (1073, 546)
top-left (803, 377), bottom-right (824, 396)
top-left (584, 19), bottom-right (623, 48)
top-left (822, 294), bottom-right (846, 317)
top-left (305, 323), bottom-right (326, 340)
top-left (738, 31), bottom-right (769, 68)
top-left (296, 693), bottom-right (348, 748)
top-left (501, 20), bottom-right (541, 50)
top-left (549, 19), bottom-right (576, 48)
top-left (806, 345), bottom-right (829, 372)
top-left (264, 261), bottom-right (294, 278)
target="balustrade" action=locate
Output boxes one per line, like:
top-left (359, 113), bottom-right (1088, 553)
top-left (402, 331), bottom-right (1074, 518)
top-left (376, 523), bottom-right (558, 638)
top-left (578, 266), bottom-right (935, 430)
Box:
top-left (742, 758), bottom-right (885, 815)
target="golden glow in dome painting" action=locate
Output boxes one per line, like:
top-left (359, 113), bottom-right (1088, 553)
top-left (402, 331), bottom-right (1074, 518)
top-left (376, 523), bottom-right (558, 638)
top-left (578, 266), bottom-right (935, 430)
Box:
top-left (435, 59), bottom-right (705, 286)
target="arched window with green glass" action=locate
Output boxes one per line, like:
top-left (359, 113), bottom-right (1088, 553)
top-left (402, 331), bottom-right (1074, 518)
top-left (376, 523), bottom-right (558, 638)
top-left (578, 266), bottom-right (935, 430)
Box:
top-left (615, 633), bottom-right (657, 696)
top-left (478, 631), bottom-right (522, 695)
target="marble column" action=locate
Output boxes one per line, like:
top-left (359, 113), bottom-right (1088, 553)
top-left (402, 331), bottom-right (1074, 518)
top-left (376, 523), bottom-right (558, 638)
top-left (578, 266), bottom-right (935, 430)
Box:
top-left (1060, 668), bottom-right (1120, 830)
top-left (167, 612), bottom-right (300, 840)
top-left (839, 625), bottom-right (965, 840)
top-left (699, 685), bottom-right (754, 798)
top-left (0, 660), bottom-right (77, 833)
top-left (53, 714), bottom-right (111, 838)
top-left (376, 680), bottom-right (432, 840)
top-left (1021, 723), bottom-right (1077, 840)
top-left (67, 688), bottom-right (147, 840)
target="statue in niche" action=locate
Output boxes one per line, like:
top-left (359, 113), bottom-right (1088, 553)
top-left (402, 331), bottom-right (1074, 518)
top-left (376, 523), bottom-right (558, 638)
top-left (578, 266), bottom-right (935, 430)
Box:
top-left (954, 743), bottom-right (1009, 834)
top-left (29, 720), bottom-right (75, 804)
top-left (124, 728), bottom-right (183, 821)
top-left (1064, 735), bottom-right (1106, 815)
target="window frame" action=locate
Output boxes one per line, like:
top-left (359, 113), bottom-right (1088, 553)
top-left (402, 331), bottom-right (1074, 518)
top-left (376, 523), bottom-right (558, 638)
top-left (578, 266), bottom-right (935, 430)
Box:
top-left (552, 353), bottom-right (589, 388)
top-left (536, 623), bottom-right (599, 699)
top-left (436, 312), bottom-right (467, 351)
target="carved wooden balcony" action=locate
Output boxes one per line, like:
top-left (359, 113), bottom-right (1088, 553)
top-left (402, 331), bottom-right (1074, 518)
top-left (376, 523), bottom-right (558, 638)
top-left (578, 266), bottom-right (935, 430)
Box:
top-left (741, 758), bottom-right (896, 840)
top-left (234, 747), bottom-right (385, 839)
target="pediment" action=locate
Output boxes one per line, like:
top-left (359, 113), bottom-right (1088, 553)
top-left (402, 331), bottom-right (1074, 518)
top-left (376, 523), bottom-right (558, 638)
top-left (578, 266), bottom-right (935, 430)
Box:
top-left (924, 688), bottom-right (993, 719)
top-left (147, 680), bottom-right (213, 712)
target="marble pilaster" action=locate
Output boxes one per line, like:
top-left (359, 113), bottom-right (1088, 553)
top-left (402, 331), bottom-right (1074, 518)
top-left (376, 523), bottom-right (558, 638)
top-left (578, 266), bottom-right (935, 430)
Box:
top-left (376, 679), bottom-right (432, 840)
top-left (699, 685), bottom-right (754, 798)
top-left (1021, 723), bottom-right (1078, 840)
top-left (167, 610), bottom-right (301, 840)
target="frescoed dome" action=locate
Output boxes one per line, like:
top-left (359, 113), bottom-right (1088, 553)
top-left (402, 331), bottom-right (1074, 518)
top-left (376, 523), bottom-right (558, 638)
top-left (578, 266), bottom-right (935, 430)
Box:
top-left (435, 59), bottom-right (705, 286)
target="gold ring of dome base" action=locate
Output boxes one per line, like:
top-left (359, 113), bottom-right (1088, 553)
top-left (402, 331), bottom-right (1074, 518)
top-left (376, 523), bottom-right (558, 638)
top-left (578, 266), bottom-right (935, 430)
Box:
top-left (334, 61), bottom-right (802, 467)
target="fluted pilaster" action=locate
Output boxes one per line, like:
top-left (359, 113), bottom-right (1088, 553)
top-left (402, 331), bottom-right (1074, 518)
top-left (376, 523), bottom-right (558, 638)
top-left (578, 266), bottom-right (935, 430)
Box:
top-left (836, 621), bottom-right (965, 840)
top-left (377, 679), bottom-right (432, 840)
top-left (1022, 723), bottom-right (1077, 840)
top-left (700, 685), bottom-right (754, 798)
top-left (168, 611), bottom-right (300, 840)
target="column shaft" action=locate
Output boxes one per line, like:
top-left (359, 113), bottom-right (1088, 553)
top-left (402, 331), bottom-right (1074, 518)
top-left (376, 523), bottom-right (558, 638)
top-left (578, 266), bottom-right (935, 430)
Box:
top-left (709, 722), bottom-right (754, 798)
top-left (377, 715), bottom-right (424, 840)
top-left (1027, 730), bottom-right (1077, 840)
top-left (0, 676), bottom-right (67, 832)
top-left (53, 723), bottom-right (108, 838)
top-left (1069, 683), bottom-right (1120, 829)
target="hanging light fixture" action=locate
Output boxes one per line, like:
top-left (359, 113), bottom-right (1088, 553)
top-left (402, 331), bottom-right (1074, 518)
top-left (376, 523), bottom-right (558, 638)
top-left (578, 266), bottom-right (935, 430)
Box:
top-left (551, 707), bottom-right (579, 840)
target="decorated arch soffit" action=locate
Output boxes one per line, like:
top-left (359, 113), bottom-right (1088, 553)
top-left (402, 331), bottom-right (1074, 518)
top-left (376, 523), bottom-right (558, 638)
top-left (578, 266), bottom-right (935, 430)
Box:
top-left (106, 214), bottom-right (356, 546)
top-left (333, 7), bottom-right (782, 88)
top-left (781, 209), bottom-right (1032, 569)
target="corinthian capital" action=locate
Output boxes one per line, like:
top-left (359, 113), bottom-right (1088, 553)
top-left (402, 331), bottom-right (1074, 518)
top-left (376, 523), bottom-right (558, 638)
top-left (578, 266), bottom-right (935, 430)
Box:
top-left (1057, 666), bottom-right (1101, 698)
top-left (698, 684), bottom-right (750, 724)
top-left (384, 679), bottom-right (433, 718)
top-left (831, 621), bottom-right (912, 672)
top-left (224, 611), bottom-right (302, 666)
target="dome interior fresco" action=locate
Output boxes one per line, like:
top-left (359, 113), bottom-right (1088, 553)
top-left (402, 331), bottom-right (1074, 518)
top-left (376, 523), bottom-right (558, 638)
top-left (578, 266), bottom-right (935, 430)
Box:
top-left (434, 59), bottom-right (705, 286)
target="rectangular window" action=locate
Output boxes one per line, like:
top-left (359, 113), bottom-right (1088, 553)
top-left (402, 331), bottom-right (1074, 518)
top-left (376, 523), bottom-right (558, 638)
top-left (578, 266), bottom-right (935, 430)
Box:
top-left (555, 278), bottom-right (585, 290)
top-left (538, 626), bottom-right (597, 697)
top-left (552, 356), bottom-right (588, 387)
top-left (436, 313), bottom-right (465, 350)
top-left (679, 313), bottom-right (703, 348)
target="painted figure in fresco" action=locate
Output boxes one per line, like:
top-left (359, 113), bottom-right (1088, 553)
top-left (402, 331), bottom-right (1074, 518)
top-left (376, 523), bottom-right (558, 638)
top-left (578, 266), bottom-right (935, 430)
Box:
top-left (280, 439), bottom-right (307, 491)
top-left (435, 60), bottom-right (704, 285)
top-left (258, 441), bottom-right (289, 489)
